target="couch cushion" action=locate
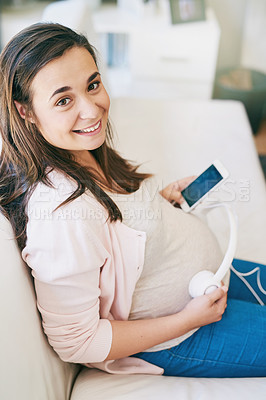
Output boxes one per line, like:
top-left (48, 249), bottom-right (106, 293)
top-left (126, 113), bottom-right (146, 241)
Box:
top-left (0, 213), bottom-right (79, 400)
top-left (71, 368), bottom-right (266, 400)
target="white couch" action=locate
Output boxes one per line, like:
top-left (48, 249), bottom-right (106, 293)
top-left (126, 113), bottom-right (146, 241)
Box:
top-left (1, 98), bottom-right (266, 400)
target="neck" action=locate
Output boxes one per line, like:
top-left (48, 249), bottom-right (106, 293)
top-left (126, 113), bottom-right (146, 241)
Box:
top-left (71, 149), bottom-right (129, 195)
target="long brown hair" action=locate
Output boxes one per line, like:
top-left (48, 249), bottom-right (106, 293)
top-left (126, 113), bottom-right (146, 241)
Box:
top-left (0, 23), bottom-right (151, 250)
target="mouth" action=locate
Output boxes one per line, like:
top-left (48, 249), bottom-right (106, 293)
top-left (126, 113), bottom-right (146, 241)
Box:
top-left (73, 120), bottom-right (102, 136)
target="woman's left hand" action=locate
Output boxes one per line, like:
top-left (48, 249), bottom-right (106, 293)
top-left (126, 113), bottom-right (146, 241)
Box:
top-left (159, 176), bottom-right (196, 206)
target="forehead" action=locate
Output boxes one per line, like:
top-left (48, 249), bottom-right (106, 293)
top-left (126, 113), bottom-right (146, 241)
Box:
top-left (31, 47), bottom-right (97, 97)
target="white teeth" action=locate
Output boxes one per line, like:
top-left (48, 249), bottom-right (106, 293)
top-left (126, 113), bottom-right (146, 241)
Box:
top-left (80, 121), bottom-right (100, 133)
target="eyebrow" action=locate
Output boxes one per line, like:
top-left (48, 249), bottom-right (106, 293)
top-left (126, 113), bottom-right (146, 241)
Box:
top-left (49, 71), bottom-right (100, 100)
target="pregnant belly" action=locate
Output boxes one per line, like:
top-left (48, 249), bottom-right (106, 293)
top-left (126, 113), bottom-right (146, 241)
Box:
top-left (129, 210), bottom-right (224, 321)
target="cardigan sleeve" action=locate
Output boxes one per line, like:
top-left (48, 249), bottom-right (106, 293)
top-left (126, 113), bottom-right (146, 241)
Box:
top-left (22, 194), bottom-right (113, 364)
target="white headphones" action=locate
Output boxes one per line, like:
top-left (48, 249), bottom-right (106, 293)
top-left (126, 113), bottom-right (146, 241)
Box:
top-left (189, 203), bottom-right (238, 298)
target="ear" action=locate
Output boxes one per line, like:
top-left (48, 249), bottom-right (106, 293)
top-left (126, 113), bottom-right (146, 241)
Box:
top-left (14, 100), bottom-right (35, 123)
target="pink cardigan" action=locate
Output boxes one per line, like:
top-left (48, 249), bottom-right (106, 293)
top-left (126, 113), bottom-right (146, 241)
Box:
top-left (22, 170), bottom-right (164, 375)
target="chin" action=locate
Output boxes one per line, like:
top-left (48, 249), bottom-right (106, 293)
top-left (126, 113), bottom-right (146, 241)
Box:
top-left (91, 134), bottom-right (106, 150)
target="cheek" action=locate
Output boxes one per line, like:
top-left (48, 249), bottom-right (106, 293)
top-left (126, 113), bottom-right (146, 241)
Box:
top-left (34, 114), bottom-right (54, 137)
top-left (33, 104), bottom-right (66, 132)
top-left (32, 112), bottom-right (62, 144)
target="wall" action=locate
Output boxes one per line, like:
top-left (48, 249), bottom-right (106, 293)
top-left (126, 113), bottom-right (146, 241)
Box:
top-left (206, 0), bottom-right (247, 71)
top-left (241, 0), bottom-right (266, 73)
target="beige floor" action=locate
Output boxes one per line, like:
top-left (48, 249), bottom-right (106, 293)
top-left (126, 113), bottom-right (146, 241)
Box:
top-left (254, 118), bottom-right (266, 155)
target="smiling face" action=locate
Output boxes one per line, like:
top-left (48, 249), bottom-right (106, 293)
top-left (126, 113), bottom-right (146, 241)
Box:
top-left (27, 46), bottom-right (110, 162)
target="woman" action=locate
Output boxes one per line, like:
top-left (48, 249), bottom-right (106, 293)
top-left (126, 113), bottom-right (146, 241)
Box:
top-left (0, 23), bottom-right (265, 377)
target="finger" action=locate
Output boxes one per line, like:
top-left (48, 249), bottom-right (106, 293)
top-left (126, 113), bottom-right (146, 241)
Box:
top-left (215, 292), bottom-right (228, 308)
top-left (169, 191), bottom-right (183, 204)
top-left (163, 183), bottom-right (183, 204)
top-left (177, 176), bottom-right (197, 191)
top-left (207, 286), bottom-right (228, 303)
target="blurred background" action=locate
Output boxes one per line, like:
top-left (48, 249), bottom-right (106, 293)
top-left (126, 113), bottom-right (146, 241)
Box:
top-left (0, 0), bottom-right (266, 165)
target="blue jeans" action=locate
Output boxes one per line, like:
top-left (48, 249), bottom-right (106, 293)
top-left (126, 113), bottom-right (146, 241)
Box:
top-left (133, 259), bottom-right (266, 377)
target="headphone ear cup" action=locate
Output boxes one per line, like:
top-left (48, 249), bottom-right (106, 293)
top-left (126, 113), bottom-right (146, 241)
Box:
top-left (189, 270), bottom-right (220, 297)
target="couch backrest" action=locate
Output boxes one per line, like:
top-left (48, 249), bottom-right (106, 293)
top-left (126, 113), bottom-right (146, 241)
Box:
top-left (0, 213), bottom-right (80, 400)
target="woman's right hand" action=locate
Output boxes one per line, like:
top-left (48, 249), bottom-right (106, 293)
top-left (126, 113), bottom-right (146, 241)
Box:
top-left (182, 286), bottom-right (228, 330)
top-left (106, 286), bottom-right (228, 361)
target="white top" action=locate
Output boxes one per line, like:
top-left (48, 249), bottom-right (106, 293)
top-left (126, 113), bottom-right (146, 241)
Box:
top-left (109, 176), bottom-right (228, 351)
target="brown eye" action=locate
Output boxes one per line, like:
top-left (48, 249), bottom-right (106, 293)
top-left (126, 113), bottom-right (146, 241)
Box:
top-left (56, 98), bottom-right (71, 107)
top-left (88, 81), bottom-right (100, 91)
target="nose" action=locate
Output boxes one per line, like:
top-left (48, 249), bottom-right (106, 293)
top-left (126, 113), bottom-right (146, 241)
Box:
top-left (78, 95), bottom-right (99, 120)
